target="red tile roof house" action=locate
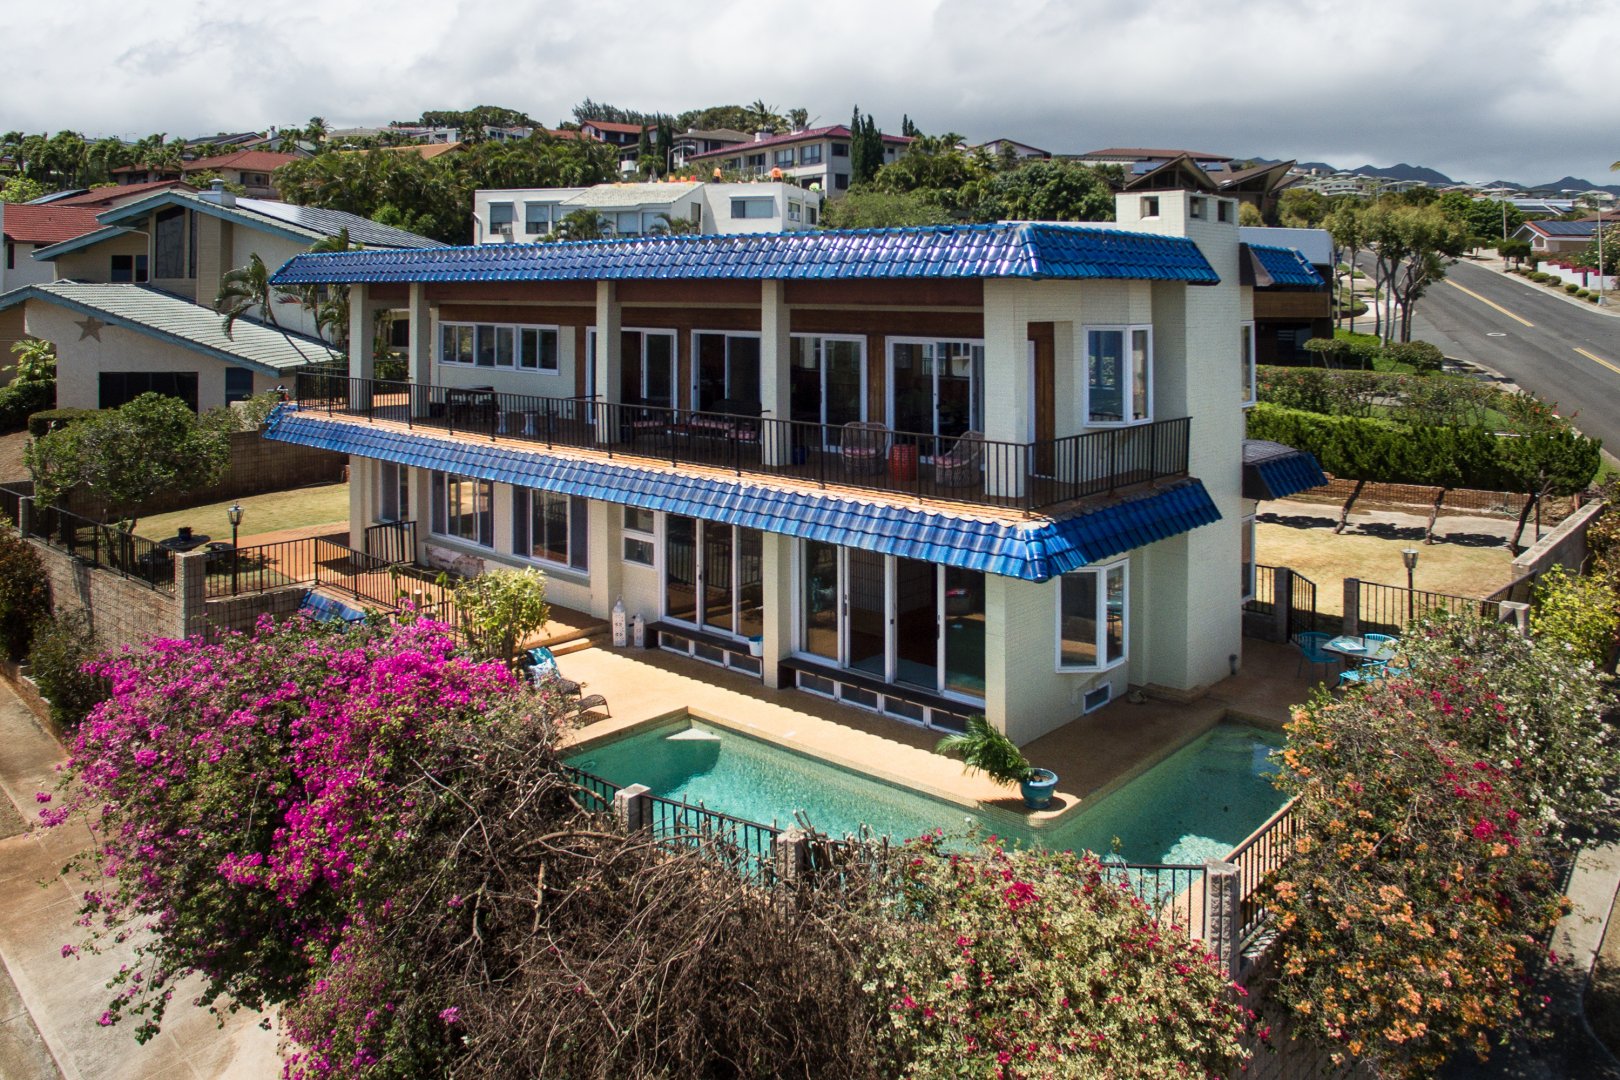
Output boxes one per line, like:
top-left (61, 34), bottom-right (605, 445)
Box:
top-left (690, 125), bottom-right (913, 195)
top-left (109, 150), bottom-right (303, 199)
top-left (0, 203), bottom-right (103, 373)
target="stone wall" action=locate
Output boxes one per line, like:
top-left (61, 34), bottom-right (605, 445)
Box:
top-left (204, 586), bottom-right (307, 637)
top-left (33, 539), bottom-right (184, 649)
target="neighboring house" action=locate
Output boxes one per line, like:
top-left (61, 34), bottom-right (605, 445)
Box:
top-left (671, 128), bottom-right (752, 168)
top-left (109, 150), bottom-right (303, 198)
top-left (474, 181), bottom-right (823, 241)
top-left (973, 139), bottom-right (1052, 161)
top-left (29, 183), bottom-right (444, 342)
top-left (37, 180), bottom-right (198, 209)
top-left (264, 185), bottom-right (1324, 744)
top-left (580, 120), bottom-right (650, 148)
top-left (0, 282), bottom-right (340, 410)
top-left (0, 202), bottom-right (104, 371)
top-left (341, 142), bottom-right (463, 162)
top-left (1512, 219), bottom-right (1603, 255)
top-left (689, 126), bottom-right (913, 194)
top-left (1238, 226), bottom-right (1334, 363)
top-left (1073, 147), bottom-right (1233, 169)
top-left (1124, 155), bottom-right (1296, 218)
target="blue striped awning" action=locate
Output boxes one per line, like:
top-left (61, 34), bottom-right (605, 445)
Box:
top-left (1243, 439), bottom-right (1327, 500)
top-left (266, 409), bottom-right (1220, 581)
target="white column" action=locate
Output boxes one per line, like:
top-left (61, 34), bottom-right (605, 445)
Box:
top-left (759, 280), bottom-right (792, 466)
top-left (348, 283), bottom-right (374, 410)
top-left (593, 281), bottom-right (621, 443)
top-left (406, 283), bottom-right (431, 417)
top-left (760, 532), bottom-right (794, 688)
top-left (981, 280), bottom-right (1031, 499)
top-left (348, 455), bottom-right (372, 550)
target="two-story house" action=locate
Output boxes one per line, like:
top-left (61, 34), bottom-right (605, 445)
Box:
top-left (474, 181), bottom-right (823, 241)
top-left (262, 187), bottom-right (1324, 745)
top-left (671, 128), bottom-right (752, 168)
top-left (108, 150), bottom-right (302, 199)
top-left (690, 126), bottom-right (913, 194)
top-left (0, 183), bottom-right (442, 411)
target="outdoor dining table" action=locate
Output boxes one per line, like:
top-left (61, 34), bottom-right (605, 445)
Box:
top-left (1323, 634), bottom-right (1397, 663)
top-left (156, 533), bottom-right (211, 553)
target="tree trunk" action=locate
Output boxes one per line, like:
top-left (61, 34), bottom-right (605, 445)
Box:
top-left (1423, 487), bottom-right (1446, 544)
top-left (1511, 492), bottom-right (1537, 553)
top-left (1335, 479), bottom-right (1365, 534)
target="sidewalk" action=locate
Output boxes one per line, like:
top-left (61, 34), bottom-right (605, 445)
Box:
top-left (0, 683), bottom-right (280, 1079)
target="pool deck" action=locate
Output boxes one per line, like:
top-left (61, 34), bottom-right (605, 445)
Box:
top-left (556, 637), bottom-right (1321, 828)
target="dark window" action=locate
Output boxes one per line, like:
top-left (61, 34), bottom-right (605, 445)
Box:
top-left (834, 173), bottom-right (850, 191)
top-left (154, 207), bottom-right (185, 278)
top-left (187, 210), bottom-right (197, 279)
top-left (99, 371), bottom-right (199, 411)
top-left (830, 143), bottom-right (849, 157)
top-left (110, 254), bottom-right (149, 283)
top-left (224, 367), bottom-right (254, 404)
top-left (4, 242), bottom-right (13, 270)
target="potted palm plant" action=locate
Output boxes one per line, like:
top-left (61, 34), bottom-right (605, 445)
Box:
top-left (936, 715), bottom-right (1060, 810)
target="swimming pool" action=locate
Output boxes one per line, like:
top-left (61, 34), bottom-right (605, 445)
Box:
top-left (566, 719), bottom-right (1284, 864)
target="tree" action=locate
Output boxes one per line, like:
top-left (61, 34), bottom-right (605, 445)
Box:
top-left (214, 253), bottom-right (279, 336)
top-left (821, 190), bottom-right (954, 229)
top-left (1364, 201), bottom-right (1468, 342)
top-left (848, 106), bottom-right (884, 186)
top-left (1277, 187), bottom-right (1332, 228)
top-left (1326, 203), bottom-right (1368, 334)
top-left (277, 229), bottom-right (359, 346)
top-left (0, 521), bottom-right (50, 661)
top-left (454, 567), bottom-right (550, 667)
top-left (0, 175), bottom-right (46, 203)
top-left (1574, 223), bottom-right (1620, 276)
top-left (24, 393), bottom-right (230, 531)
top-left (551, 208), bottom-right (610, 241)
top-left (746, 99), bottom-right (785, 134)
top-left (970, 160), bottom-right (1116, 223)
top-left (1265, 614), bottom-right (1618, 1076)
top-left (1237, 202), bottom-right (1264, 226)
top-left (866, 134), bottom-right (991, 213)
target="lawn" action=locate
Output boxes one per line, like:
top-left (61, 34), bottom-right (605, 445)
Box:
top-left (136, 482), bottom-right (350, 540)
top-left (1257, 521), bottom-right (1515, 616)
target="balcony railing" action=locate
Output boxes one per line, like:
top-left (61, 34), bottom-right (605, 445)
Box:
top-left (293, 372), bottom-right (1192, 514)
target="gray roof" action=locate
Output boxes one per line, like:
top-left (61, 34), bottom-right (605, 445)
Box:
top-left (94, 191), bottom-right (446, 250)
top-left (0, 282), bottom-right (341, 375)
top-left (560, 182), bottom-right (701, 208)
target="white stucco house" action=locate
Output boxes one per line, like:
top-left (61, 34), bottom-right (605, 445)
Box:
top-left (474, 181), bottom-right (824, 241)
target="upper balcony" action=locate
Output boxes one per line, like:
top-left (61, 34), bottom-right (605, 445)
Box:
top-left (292, 372), bottom-right (1191, 516)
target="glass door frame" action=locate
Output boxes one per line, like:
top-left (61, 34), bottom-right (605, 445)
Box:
top-left (885, 337), bottom-right (985, 452)
top-left (789, 333), bottom-right (868, 447)
top-left (689, 329), bottom-right (763, 413)
top-left (661, 514), bottom-right (763, 642)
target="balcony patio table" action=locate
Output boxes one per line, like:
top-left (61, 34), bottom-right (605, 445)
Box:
top-left (1323, 635), bottom-right (1397, 663)
top-left (156, 534), bottom-right (211, 553)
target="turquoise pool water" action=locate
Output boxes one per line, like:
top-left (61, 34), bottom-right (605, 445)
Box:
top-left (567, 720), bottom-right (1284, 864)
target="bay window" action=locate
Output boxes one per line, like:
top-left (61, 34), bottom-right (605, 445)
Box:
top-left (513, 489), bottom-right (589, 571)
top-left (430, 472), bottom-right (493, 547)
top-left (1085, 326), bottom-right (1151, 425)
top-left (1056, 561), bottom-right (1127, 671)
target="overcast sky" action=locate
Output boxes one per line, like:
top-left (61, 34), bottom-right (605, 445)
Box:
top-left (5, 0), bottom-right (1614, 186)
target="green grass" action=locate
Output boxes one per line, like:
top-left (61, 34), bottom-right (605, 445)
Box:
top-left (135, 482), bottom-right (349, 539)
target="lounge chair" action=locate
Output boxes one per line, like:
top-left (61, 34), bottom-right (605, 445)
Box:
top-left (525, 646), bottom-right (610, 718)
top-left (933, 429), bottom-right (985, 487)
top-left (841, 421), bottom-right (890, 475)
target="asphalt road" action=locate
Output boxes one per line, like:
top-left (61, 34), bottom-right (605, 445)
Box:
top-left (1403, 260), bottom-right (1620, 452)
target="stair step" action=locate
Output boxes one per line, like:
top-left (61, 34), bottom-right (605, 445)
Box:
top-left (549, 637), bottom-right (595, 657)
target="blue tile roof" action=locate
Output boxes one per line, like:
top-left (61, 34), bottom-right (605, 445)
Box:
top-left (1246, 243), bottom-right (1323, 287)
top-left (1242, 440), bottom-right (1328, 500)
top-left (268, 222), bottom-right (1221, 288)
top-left (265, 409), bottom-right (1220, 581)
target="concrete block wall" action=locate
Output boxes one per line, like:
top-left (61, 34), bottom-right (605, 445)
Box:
top-left (31, 540), bottom-right (184, 648)
top-left (204, 585), bottom-right (307, 637)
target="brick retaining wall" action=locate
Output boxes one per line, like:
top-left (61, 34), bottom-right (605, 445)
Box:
top-left (204, 586), bottom-right (307, 636)
top-left (1286, 476), bottom-right (1582, 524)
top-left (32, 542), bottom-right (184, 649)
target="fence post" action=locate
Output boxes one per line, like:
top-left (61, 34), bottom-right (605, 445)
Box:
top-left (773, 827), bottom-right (810, 884)
top-left (612, 783), bottom-right (653, 833)
top-left (1202, 859), bottom-right (1242, 982)
top-left (175, 550), bottom-right (209, 639)
top-left (1498, 600), bottom-right (1530, 636)
top-left (17, 495), bottom-right (31, 537)
top-left (1342, 577), bottom-right (1361, 636)
top-left (1273, 567), bottom-right (1293, 642)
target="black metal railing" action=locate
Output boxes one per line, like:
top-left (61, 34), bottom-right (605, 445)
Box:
top-left (1357, 581), bottom-right (1500, 637)
top-left (1243, 563), bottom-right (1279, 620)
top-left (1289, 570), bottom-right (1329, 637)
top-left (0, 485), bottom-right (20, 525)
top-left (562, 765), bottom-right (620, 815)
top-left (1100, 861), bottom-right (1207, 938)
top-left (18, 500), bottom-right (174, 592)
top-left (646, 793), bottom-right (782, 886)
top-left (363, 520), bottom-right (416, 565)
top-left (206, 536), bottom-right (319, 597)
top-left (1228, 799), bottom-right (1299, 945)
top-left (293, 372), bottom-right (1192, 514)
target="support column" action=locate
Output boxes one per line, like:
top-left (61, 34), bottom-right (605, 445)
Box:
top-left (348, 283), bottom-right (374, 410)
top-left (348, 455), bottom-right (372, 550)
top-left (612, 783), bottom-right (653, 832)
top-left (1342, 577), bottom-right (1361, 636)
top-left (175, 550), bottom-right (209, 640)
top-left (981, 281), bottom-right (1031, 501)
top-left (594, 281), bottom-right (621, 444)
top-left (587, 500), bottom-right (621, 619)
top-left (406, 282), bottom-right (431, 416)
top-left (1201, 859), bottom-right (1242, 981)
top-left (760, 532), bottom-right (794, 688)
top-left (759, 280), bottom-right (792, 466)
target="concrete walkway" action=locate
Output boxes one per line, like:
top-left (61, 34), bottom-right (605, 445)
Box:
top-left (0, 683), bottom-right (281, 1079)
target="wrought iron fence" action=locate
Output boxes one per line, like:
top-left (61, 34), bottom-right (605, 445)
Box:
top-left (0, 485), bottom-right (20, 525)
top-left (562, 765), bottom-right (620, 814)
top-left (205, 536), bottom-right (319, 597)
top-left (645, 794), bottom-right (781, 887)
top-left (20, 500), bottom-right (174, 592)
top-left (363, 520), bottom-right (416, 565)
top-left (1228, 799), bottom-right (1300, 945)
top-left (1244, 563), bottom-right (1279, 620)
top-left (1289, 570), bottom-right (1332, 637)
top-left (1099, 861), bottom-right (1208, 938)
top-left (1356, 581), bottom-right (1500, 637)
top-left (292, 371), bottom-right (1191, 514)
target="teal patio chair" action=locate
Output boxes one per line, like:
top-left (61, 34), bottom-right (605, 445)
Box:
top-left (1294, 632), bottom-right (1338, 679)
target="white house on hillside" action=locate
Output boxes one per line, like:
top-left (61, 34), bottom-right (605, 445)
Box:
top-left (474, 181), bottom-right (823, 241)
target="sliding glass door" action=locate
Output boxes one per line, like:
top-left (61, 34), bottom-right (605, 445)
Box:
top-left (693, 332), bottom-right (761, 413)
top-left (790, 335), bottom-right (866, 444)
top-left (887, 339), bottom-right (985, 454)
top-left (664, 515), bottom-right (764, 639)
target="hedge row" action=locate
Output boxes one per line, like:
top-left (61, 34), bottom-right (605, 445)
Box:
top-left (1246, 403), bottom-right (1599, 494)
top-left (0, 379), bottom-right (53, 433)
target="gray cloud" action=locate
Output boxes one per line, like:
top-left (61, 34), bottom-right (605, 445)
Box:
top-left (4, 0), bottom-right (1613, 185)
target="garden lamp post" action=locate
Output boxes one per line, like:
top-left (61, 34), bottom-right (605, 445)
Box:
top-left (1401, 547), bottom-right (1419, 623)
top-left (227, 503), bottom-right (244, 595)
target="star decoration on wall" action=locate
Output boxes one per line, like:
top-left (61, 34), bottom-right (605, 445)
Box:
top-left (75, 316), bottom-right (106, 341)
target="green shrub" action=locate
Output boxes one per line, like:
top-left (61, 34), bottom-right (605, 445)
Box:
top-left (0, 378), bottom-right (53, 433)
top-left (26, 407), bottom-right (96, 438)
top-left (1530, 271), bottom-right (1548, 282)
top-left (1381, 340), bottom-right (1446, 373)
top-left (1531, 565), bottom-right (1619, 668)
top-left (1589, 294), bottom-right (1601, 303)
top-left (0, 519), bottom-right (50, 661)
top-left (1566, 283), bottom-right (1581, 295)
top-left (27, 610), bottom-right (107, 729)
top-left (1547, 275), bottom-right (1562, 285)
top-left (1246, 403), bottom-right (1515, 488)
top-left (1578, 289), bottom-right (1592, 298)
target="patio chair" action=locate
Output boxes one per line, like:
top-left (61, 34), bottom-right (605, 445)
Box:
top-left (841, 421), bottom-right (890, 475)
top-left (1337, 663), bottom-right (1383, 688)
top-left (1293, 631), bottom-right (1338, 679)
top-left (933, 430), bottom-right (985, 488)
top-left (525, 646), bottom-right (611, 718)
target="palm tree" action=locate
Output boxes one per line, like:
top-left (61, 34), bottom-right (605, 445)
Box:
top-left (746, 100), bottom-right (784, 134)
top-left (215, 254), bottom-right (279, 336)
top-left (553, 209), bottom-right (610, 241)
top-left (305, 117), bottom-right (328, 146)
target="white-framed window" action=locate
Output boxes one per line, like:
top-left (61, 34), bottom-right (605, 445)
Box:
top-left (1084, 326), bottom-right (1152, 425)
top-left (787, 201), bottom-right (802, 223)
top-left (774, 148), bottom-right (796, 167)
top-left (800, 144), bottom-right (823, 165)
top-left (1240, 321), bottom-right (1257, 406)
top-left (623, 506), bottom-right (656, 567)
top-left (440, 322), bottom-right (559, 373)
top-left (513, 489), bottom-right (589, 571)
top-left (430, 471), bottom-right (493, 548)
top-left (1056, 560), bottom-right (1127, 672)
top-left (731, 197), bottom-right (775, 220)
top-left (524, 202), bottom-right (556, 236)
top-left (380, 462), bottom-right (410, 521)
top-left (488, 202), bottom-right (514, 236)
top-left (1241, 513), bottom-right (1257, 601)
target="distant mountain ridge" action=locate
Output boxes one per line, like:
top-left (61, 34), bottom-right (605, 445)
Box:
top-left (1257, 157), bottom-right (1620, 196)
